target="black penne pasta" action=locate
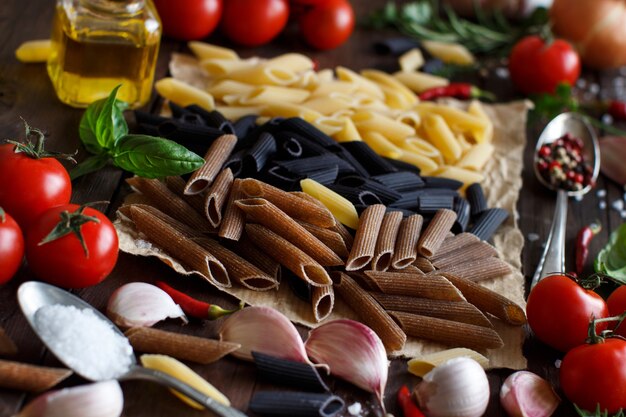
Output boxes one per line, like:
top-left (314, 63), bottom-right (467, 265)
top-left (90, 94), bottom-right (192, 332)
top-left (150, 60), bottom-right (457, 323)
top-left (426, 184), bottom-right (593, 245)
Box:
top-left (423, 176), bottom-right (464, 190)
top-left (336, 176), bottom-right (402, 204)
top-left (156, 121), bottom-right (225, 155)
top-left (389, 191), bottom-right (420, 210)
top-left (452, 196), bottom-right (471, 234)
top-left (328, 184), bottom-right (383, 206)
top-left (306, 166), bottom-right (339, 185)
top-left (244, 132), bottom-right (277, 172)
top-left (386, 207), bottom-right (416, 217)
top-left (280, 136), bottom-right (304, 158)
top-left (371, 171), bottom-right (425, 192)
top-left (252, 352), bottom-right (329, 392)
top-left (262, 166), bottom-right (304, 191)
top-left (373, 37), bottom-right (421, 55)
top-left (186, 105), bottom-right (236, 134)
top-left (168, 101), bottom-right (190, 119)
top-left (285, 268), bottom-right (312, 302)
top-left (413, 188), bottom-right (460, 197)
top-left (340, 141), bottom-right (397, 176)
top-left (466, 182), bottom-right (488, 219)
top-left (278, 117), bottom-right (336, 147)
top-left (233, 115), bottom-right (258, 140)
top-left (134, 110), bottom-right (170, 127)
top-left (382, 157), bottom-right (421, 174)
top-left (328, 145), bottom-right (371, 178)
top-left (469, 208), bottom-right (509, 241)
top-left (223, 149), bottom-right (246, 177)
top-left (276, 155), bottom-right (355, 176)
top-left (275, 131), bottom-right (329, 157)
top-left (170, 102), bottom-right (207, 126)
top-left (249, 391), bottom-right (345, 417)
top-left (417, 194), bottom-right (455, 214)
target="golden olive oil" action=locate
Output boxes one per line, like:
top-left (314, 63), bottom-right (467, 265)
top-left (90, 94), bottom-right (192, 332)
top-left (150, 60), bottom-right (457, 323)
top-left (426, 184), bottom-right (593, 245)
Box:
top-left (47, 0), bottom-right (161, 108)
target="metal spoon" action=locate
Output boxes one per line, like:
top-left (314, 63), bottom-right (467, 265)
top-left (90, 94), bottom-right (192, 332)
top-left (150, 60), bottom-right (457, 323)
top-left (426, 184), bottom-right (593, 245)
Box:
top-left (17, 281), bottom-right (248, 417)
top-left (530, 112), bottom-right (600, 290)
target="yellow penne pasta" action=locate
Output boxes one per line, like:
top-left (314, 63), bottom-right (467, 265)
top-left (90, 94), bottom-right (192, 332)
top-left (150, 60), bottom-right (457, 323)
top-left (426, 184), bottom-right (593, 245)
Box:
top-left (422, 40), bottom-right (476, 66)
top-left (241, 86), bottom-right (310, 105)
top-left (456, 142), bottom-right (495, 171)
top-left (381, 85), bottom-right (417, 110)
top-left (155, 78), bottom-right (215, 111)
top-left (313, 117), bottom-right (346, 136)
top-left (468, 100), bottom-right (494, 143)
top-left (433, 165), bottom-right (484, 189)
top-left (399, 48), bottom-right (425, 72)
top-left (266, 53), bottom-right (314, 72)
top-left (15, 39), bottom-right (52, 63)
top-left (399, 137), bottom-right (443, 161)
top-left (336, 66), bottom-right (385, 99)
top-left (300, 178), bottom-right (359, 230)
top-left (215, 105), bottom-right (264, 121)
top-left (262, 102), bottom-right (323, 122)
top-left (333, 117), bottom-right (362, 142)
top-left (456, 133), bottom-right (474, 153)
top-left (362, 131), bottom-right (402, 159)
top-left (408, 348), bottom-right (489, 377)
top-left (303, 93), bottom-right (355, 115)
top-left (395, 111), bottom-right (421, 129)
top-left (352, 110), bottom-right (415, 142)
top-left (207, 80), bottom-right (256, 99)
top-left (395, 150), bottom-right (439, 175)
top-left (393, 71), bottom-right (449, 93)
top-left (291, 70), bottom-right (319, 90)
top-left (414, 102), bottom-right (488, 133)
top-left (362, 69), bottom-right (418, 107)
top-left (317, 68), bottom-right (334, 82)
top-left (228, 65), bottom-right (298, 86)
top-left (188, 41), bottom-right (239, 61)
top-left (422, 113), bottom-right (462, 164)
top-left (200, 57), bottom-right (259, 76)
top-left (311, 81), bottom-right (358, 97)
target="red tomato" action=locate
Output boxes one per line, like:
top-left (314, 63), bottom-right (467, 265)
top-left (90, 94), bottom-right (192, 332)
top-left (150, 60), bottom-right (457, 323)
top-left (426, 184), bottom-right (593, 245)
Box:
top-left (25, 204), bottom-right (119, 289)
top-left (560, 338), bottom-right (626, 414)
top-left (298, 0), bottom-right (355, 50)
top-left (0, 143), bottom-right (72, 231)
top-left (508, 35), bottom-right (581, 95)
top-left (526, 274), bottom-right (608, 352)
top-left (153, 0), bottom-right (222, 41)
top-left (607, 285), bottom-right (626, 337)
top-left (0, 208), bottom-right (24, 284)
top-left (221, 0), bottom-right (289, 46)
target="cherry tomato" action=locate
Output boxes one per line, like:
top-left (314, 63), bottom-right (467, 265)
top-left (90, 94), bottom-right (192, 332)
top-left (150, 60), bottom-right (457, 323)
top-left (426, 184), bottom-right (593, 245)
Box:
top-left (607, 285), bottom-right (626, 337)
top-left (0, 208), bottom-right (24, 284)
top-left (153, 0), bottom-right (222, 41)
top-left (298, 0), bottom-right (354, 50)
top-left (221, 0), bottom-right (289, 47)
top-left (526, 274), bottom-right (608, 352)
top-left (508, 35), bottom-right (581, 95)
top-left (0, 143), bottom-right (72, 231)
top-left (25, 204), bottom-right (119, 289)
top-left (560, 338), bottom-right (626, 414)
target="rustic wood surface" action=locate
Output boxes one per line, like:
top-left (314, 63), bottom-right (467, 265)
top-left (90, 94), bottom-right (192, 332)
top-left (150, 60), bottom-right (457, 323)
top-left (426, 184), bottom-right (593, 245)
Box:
top-left (1, 1), bottom-right (625, 416)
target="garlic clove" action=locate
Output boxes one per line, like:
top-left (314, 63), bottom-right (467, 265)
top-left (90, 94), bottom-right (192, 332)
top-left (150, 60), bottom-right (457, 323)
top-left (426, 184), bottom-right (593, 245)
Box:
top-left (106, 282), bottom-right (187, 328)
top-left (415, 357), bottom-right (489, 417)
top-left (15, 380), bottom-right (123, 417)
top-left (500, 371), bottom-right (560, 417)
top-left (219, 306), bottom-right (310, 363)
top-left (305, 319), bottom-right (388, 407)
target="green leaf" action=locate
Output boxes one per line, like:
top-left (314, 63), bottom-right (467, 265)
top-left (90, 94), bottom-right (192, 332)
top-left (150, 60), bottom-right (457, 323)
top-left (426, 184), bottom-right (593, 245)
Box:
top-left (79, 85), bottom-right (129, 153)
top-left (70, 154), bottom-right (111, 180)
top-left (595, 223), bottom-right (626, 284)
top-left (112, 134), bottom-right (205, 178)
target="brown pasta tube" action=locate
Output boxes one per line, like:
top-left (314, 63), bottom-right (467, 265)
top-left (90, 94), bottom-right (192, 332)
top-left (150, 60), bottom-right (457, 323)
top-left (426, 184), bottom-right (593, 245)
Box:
top-left (334, 272), bottom-right (406, 352)
top-left (368, 292), bottom-right (492, 328)
top-left (296, 220), bottom-right (350, 258)
top-left (417, 209), bottom-right (457, 258)
top-left (219, 178), bottom-right (246, 241)
top-left (330, 220), bottom-right (354, 250)
top-left (345, 204), bottom-right (386, 271)
top-left (124, 204), bottom-right (202, 238)
top-left (129, 205), bottom-right (231, 288)
top-left (204, 168), bottom-right (234, 227)
top-left (236, 198), bottom-right (343, 267)
top-left (372, 211), bottom-right (403, 271)
top-left (413, 257), bottom-right (436, 272)
top-left (240, 178), bottom-right (335, 228)
top-left (389, 311), bottom-right (504, 350)
top-left (185, 134), bottom-right (237, 195)
top-left (438, 257), bottom-right (513, 282)
top-left (391, 214), bottom-right (423, 270)
top-left (437, 272), bottom-right (527, 326)
top-left (165, 176), bottom-right (206, 214)
top-left (246, 223), bottom-right (332, 287)
top-left (312, 285), bottom-right (335, 323)
top-left (0, 327), bottom-right (17, 356)
top-left (124, 327), bottom-right (241, 364)
top-left (235, 234), bottom-right (281, 280)
top-left (432, 232), bottom-right (480, 259)
top-left (431, 241), bottom-right (500, 270)
top-left (0, 360), bottom-right (72, 392)
top-left (364, 270), bottom-right (465, 301)
top-left (126, 177), bottom-right (213, 233)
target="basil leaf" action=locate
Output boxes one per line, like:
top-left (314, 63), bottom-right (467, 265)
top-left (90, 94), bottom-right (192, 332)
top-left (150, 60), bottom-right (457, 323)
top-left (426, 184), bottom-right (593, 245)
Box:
top-left (595, 223), bottom-right (626, 284)
top-left (70, 154), bottom-right (111, 180)
top-left (112, 134), bottom-right (205, 178)
top-left (79, 85), bottom-right (128, 153)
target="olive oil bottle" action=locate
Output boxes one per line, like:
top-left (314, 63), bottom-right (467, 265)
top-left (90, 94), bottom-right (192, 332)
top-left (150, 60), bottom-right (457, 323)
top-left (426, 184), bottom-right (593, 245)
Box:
top-left (47, 0), bottom-right (161, 108)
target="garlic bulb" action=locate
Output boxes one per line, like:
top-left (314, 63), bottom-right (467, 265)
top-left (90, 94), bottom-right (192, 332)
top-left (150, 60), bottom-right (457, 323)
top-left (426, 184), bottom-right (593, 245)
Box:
top-left (107, 282), bottom-right (187, 328)
top-left (415, 357), bottom-right (489, 417)
top-left (16, 380), bottom-right (123, 417)
top-left (500, 371), bottom-right (560, 417)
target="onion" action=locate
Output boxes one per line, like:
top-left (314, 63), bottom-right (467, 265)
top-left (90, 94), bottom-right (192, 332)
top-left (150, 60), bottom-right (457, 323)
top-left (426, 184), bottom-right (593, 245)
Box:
top-left (550, 0), bottom-right (626, 69)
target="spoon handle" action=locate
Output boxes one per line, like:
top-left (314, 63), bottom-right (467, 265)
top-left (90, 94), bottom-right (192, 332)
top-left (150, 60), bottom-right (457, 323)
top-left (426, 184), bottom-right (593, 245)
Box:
top-left (123, 366), bottom-right (249, 417)
top-left (530, 189), bottom-right (568, 290)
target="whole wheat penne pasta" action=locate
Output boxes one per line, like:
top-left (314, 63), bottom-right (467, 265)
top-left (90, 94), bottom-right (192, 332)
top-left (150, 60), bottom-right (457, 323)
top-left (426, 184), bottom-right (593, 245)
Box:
top-left (246, 223), bottom-right (332, 287)
top-left (0, 360), bottom-right (72, 392)
top-left (165, 176), bottom-right (206, 215)
top-left (126, 177), bottom-right (213, 233)
top-left (417, 209), bottom-right (457, 258)
top-left (413, 256), bottom-right (436, 272)
top-left (391, 214), bottom-right (423, 270)
top-left (334, 273), bottom-right (406, 352)
top-left (188, 41), bottom-right (239, 61)
top-left (330, 220), bottom-right (354, 250)
top-left (129, 206), bottom-right (231, 288)
top-left (369, 292), bottom-right (492, 328)
top-left (372, 211), bottom-right (403, 271)
top-left (390, 265), bottom-right (424, 274)
top-left (296, 220), bottom-right (350, 258)
top-left (124, 204), bottom-right (202, 238)
top-left (204, 168), bottom-right (234, 228)
top-left (185, 134), bottom-right (237, 195)
top-left (240, 178), bottom-right (335, 228)
top-left (345, 204), bottom-right (386, 271)
top-left (0, 327), bottom-right (17, 356)
top-left (125, 327), bottom-right (241, 365)
top-left (437, 272), bottom-right (526, 326)
top-left (235, 234), bottom-right (281, 281)
top-left (438, 257), bottom-right (513, 282)
top-left (219, 178), bottom-right (246, 241)
top-left (299, 179), bottom-right (358, 229)
top-left (235, 198), bottom-right (342, 267)
top-left (364, 270), bottom-right (465, 301)
top-left (389, 311), bottom-right (503, 350)
top-left (433, 232), bottom-right (480, 259)
top-left (312, 285), bottom-right (335, 323)
top-left (431, 241), bottom-right (499, 270)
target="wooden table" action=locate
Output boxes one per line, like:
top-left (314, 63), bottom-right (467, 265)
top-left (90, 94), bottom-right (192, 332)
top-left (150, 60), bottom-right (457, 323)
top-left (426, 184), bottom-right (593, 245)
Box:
top-left (2, 1), bottom-right (625, 416)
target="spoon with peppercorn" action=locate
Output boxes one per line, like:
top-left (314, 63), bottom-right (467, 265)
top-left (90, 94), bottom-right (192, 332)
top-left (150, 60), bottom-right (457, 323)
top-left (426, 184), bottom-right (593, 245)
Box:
top-left (530, 112), bottom-right (600, 290)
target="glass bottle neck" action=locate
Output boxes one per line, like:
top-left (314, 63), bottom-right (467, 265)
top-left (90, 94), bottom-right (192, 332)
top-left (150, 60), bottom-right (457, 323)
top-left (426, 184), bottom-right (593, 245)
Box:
top-left (80, 0), bottom-right (145, 15)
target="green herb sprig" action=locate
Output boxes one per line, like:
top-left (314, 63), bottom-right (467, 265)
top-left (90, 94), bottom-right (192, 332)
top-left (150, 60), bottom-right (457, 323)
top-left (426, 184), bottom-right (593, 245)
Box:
top-left (71, 86), bottom-right (205, 180)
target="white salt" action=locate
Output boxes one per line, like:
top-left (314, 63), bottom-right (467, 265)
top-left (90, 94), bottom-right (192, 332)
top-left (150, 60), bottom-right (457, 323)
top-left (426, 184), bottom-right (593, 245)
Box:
top-left (600, 201), bottom-right (607, 210)
top-left (35, 304), bottom-right (133, 381)
top-left (527, 233), bottom-right (540, 242)
top-left (574, 194), bottom-right (583, 202)
top-left (602, 114), bottom-right (614, 126)
top-left (554, 359), bottom-right (562, 369)
top-left (612, 199), bottom-right (624, 212)
top-left (348, 402), bottom-right (362, 416)
top-left (597, 189), bottom-right (607, 198)
top-left (494, 67), bottom-right (509, 79)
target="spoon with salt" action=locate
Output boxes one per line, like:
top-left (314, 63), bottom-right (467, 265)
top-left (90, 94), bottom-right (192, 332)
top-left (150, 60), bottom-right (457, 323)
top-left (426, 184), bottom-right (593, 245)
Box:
top-left (530, 112), bottom-right (600, 290)
top-left (17, 280), bottom-right (248, 417)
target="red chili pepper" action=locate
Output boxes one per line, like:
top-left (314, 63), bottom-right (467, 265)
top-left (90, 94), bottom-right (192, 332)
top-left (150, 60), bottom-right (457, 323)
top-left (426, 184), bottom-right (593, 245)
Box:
top-left (608, 100), bottom-right (626, 121)
top-left (397, 385), bottom-right (426, 417)
top-left (418, 83), bottom-right (495, 101)
top-left (156, 281), bottom-right (240, 320)
top-left (575, 222), bottom-right (602, 275)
